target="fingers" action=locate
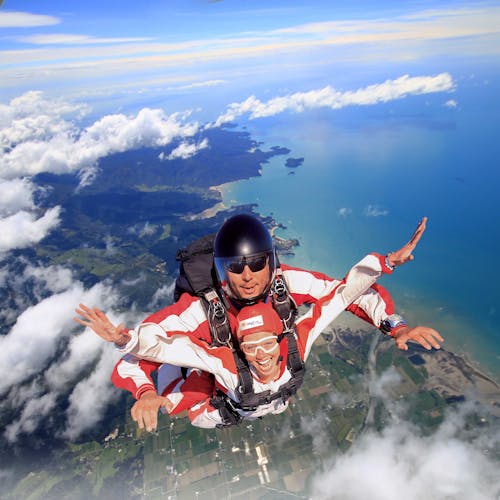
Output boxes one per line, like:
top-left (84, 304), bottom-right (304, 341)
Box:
top-left (131, 393), bottom-right (162, 432)
top-left (405, 327), bottom-right (443, 350)
top-left (407, 217), bottom-right (427, 248)
top-left (163, 399), bottom-right (174, 414)
top-left (395, 337), bottom-right (409, 351)
top-left (143, 407), bottom-right (158, 432)
top-left (73, 316), bottom-right (90, 327)
top-left (420, 328), bottom-right (443, 350)
top-left (131, 403), bottom-right (157, 431)
top-left (131, 401), bottom-right (143, 429)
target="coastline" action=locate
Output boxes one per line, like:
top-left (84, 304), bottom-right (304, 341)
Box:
top-left (183, 184), bottom-right (229, 220)
top-left (330, 315), bottom-right (500, 417)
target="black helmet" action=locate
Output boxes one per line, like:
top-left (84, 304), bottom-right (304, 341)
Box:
top-left (214, 214), bottom-right (276, 304)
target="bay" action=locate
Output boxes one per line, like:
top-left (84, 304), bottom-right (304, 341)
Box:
top-left (220, 79), bottom-right (500, 380)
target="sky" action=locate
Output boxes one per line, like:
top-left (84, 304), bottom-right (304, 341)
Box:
top-left (1, 0), bottom-right (500, 497)
top-left (2, 1), bottom-right (500, 107)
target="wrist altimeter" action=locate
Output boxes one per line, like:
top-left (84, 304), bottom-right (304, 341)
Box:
top-left (380, 313), bottom-right (407, 335)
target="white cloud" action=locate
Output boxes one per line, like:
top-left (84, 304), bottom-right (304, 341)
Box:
top-left (213, 73), bottom-right (455, 126)
top-left (368, 366), bottom-right (401, 399)
top-left (0, 260), bottom-right (77, 328)
top-left (149, 282), bottom-right (176, 311)
top-left (0, 207), bottom-right (61, 256)
top-left (0, 90), bottom-right (87, 132)
top-left (0, 281), bottom-right (115, 396)
top-left (311, 404), bottom-right (500, 500)
top-left (4, 393), bottom-right (57, 443)
top-left (166, 138), bottom-right (209, 160)
top-left (19, 34), bottom-right (154, 45)
top-left (0, 271), bottom-right (139, 443)
top-left (0, 11), bottom-right (59, 28)
top-left (22, 263), bottom-right (75, 295)
top-left (0, 92), bottom-right (200, 181)
top-left (0, 178), bottom-right (36, 216)
top-left (363, 205), bottom-right (389, 217)
top-left (127, 221), bottom-right (158, 238)
top-left (300, 412), bottom-right (331, 456)
top-left (445, 99), bottom-right (458, 108)
top-left (62, 344), bottom-right (122, 440)
top-left (45, 330), bottom-right (109, 392)
top-left (338, 208), bottom-right (352, 217)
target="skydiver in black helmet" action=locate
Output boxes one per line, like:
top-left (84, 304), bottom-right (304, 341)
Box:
top-left (76, 214), bottom-right (442, 431)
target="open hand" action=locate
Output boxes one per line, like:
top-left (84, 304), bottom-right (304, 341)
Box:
top-left (74, 304), bottom-right (130, 346)
top-left (388, 217), bottom-right (427, 268)
top-left (393, 325), bottom-right (443, 351)
top-left (131, 390), bottom-right (174, 432)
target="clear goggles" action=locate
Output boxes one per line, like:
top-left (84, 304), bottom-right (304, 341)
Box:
top-left (240, 335), bottom-right (279, 355)
top-left (216, 252), bottom-right (269, 275)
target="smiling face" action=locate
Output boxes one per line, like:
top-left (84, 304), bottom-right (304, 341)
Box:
top-left (226, 261), bottom-right (271, 301)
top-left (240, 331), bottom-right (281, 383)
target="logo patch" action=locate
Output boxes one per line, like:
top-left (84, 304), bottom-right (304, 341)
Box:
top-left (239, 315), bottom-right (264, 331)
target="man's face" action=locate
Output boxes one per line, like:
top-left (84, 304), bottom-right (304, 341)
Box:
top-left (240, 331), bottom-right (280, 382)
top-left (226, 261), bottom-right (271, 301)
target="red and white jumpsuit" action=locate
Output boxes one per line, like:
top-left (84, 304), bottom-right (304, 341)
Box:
top-left (112, 253), bottom-right (396, 427)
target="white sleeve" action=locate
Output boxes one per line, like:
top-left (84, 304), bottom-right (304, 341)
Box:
top-left (118, 323), bottom-right (220, 373)
top-left (299, 253), bottom-right (386, 359)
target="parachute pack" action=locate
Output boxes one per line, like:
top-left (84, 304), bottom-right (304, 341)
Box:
top-left (174, 234), bottom-right (306, 427)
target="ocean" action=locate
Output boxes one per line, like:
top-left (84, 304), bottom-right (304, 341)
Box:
top-left (219, 77), bottom-right (500, 380)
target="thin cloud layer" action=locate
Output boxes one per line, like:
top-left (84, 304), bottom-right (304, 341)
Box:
top-left (0, 280), bottom-right (110, 395)
top-left (311, 408), bottom-right (500, 500)
top-left (213, 73), bottom-right (455, 126)
top-left (364, 205), bottom-right (389, 217)
top-left (1, 5), bottom-right (497, 95)
top-left (0, 11), bottom-right (59, 28)
top-left (0, 268), bottom-right (132, 443)
top-left (310, 371), bottom-right (500, 500)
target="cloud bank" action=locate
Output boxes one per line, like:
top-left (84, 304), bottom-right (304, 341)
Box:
top-left (306, 369), bottom-right (500, 500)
top-left (311, 407), bottom-right (500, 500)
top-left (0, 263), bottom-right (136, 443)
top-left (213, 73), bottom-right (455, 126)
top-left (0, 91), bottom-right (200, 180)
top-left (0, 91), bottom-right (203, 258)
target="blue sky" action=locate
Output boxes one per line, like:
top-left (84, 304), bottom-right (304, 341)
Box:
top-left (2, 0), bottom-right (500, 110)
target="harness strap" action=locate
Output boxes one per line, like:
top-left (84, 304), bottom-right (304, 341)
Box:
top-left (210, 389), bottom-right (243, 428)
top-left (201, 289), bottom-right (233, 347)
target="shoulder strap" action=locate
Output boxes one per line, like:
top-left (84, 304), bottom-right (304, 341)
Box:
top-left (200, 289), bottom-right (232, 347)
top-left (270, 266), bottom-right (298, 332)
top-left (270, 266), bottom-right (305, 377)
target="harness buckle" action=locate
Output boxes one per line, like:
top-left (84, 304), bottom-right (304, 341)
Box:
top-left (204, 290), bottom-right (233, 347)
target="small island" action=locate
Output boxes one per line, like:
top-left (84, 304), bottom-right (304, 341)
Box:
top-left (285, 157), bottom-right (304, 168)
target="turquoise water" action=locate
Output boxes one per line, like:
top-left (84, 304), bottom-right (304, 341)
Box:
top-left (220, 78), bottom-right (500, 380)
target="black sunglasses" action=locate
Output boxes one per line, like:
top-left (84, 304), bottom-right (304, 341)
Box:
top-left (224, 254), bottom-right (268, 274)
